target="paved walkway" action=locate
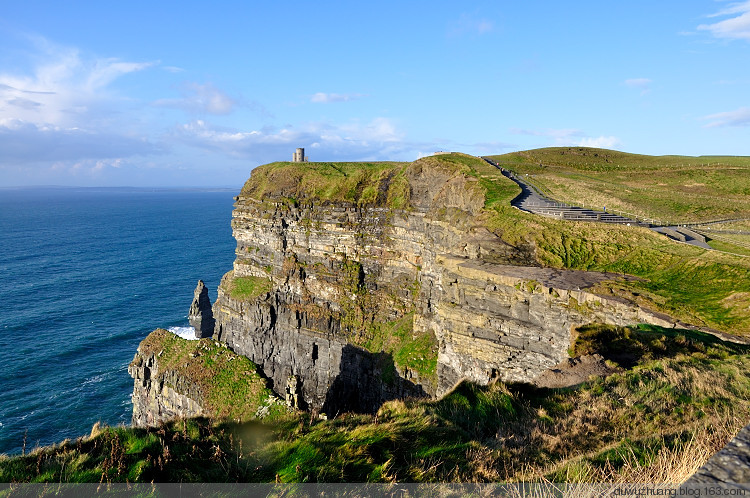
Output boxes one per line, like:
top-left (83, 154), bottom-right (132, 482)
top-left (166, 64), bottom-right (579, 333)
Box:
top-left (482, 158), bottom-right (713, 250)
top-left (681, 423), bottom-right (750, 489)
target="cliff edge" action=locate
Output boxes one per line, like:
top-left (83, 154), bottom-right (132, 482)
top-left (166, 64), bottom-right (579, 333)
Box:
top-left (194, 154), bottom-right (683, 416)
top-left (131, 152), bottom-right (746, 423)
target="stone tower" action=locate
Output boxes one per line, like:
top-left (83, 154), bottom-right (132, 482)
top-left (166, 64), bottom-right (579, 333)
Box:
top-left (292, 148), bottom-right (306, 162)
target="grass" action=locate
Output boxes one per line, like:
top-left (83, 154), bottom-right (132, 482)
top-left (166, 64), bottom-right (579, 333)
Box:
top-left (224, 273), bottom-right (273, 301)
top-left (5, 324), bottom-right (749, 483)
top-left (571, 323), bottom-right (749, 368)
top-left (240, 161), bottom-right (410, 208)
top-left (707, 238), bottom-right (750, 256)
top-left (134, 329), bottom-right (287, 422)
top-left (487, 147), bottom-right (750, 224)
top-left (359, 312), bottom-right (438, 385)
top-left (0, 418), bottom-right (272, 483)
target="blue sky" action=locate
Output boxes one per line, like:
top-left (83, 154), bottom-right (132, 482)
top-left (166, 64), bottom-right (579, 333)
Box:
top-left (1, 1), bottom-right (750, 187)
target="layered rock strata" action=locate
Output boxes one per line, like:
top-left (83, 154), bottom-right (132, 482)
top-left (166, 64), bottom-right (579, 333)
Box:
top-left (129, 345), bottom-right (207, 427)
top-left (212, 159), bottom-right (680, 413)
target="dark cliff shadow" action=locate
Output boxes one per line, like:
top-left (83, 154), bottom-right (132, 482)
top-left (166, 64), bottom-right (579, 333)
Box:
top-left (322, 344), bottom-right (428, 416)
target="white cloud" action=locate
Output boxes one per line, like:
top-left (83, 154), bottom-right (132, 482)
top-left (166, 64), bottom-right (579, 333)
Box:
top-left (511, 128), bottom-right (619, 149)
top-left (172, 117), bottom-right (421, 163)
top-left (449, 13), bottom-right (494, 37)
top-left (84, 60), bottom-right (156, 93)
top-left (703, 106), bottom-right (750, 127)
top-left (0, 120), bottom-right (162, 164)
top-left (310, 92), bottom-right (366, 103)
top-left (0, 37), bottom-right (155, 127)
top-left (577, 136), bottom-right (621, 148)
top-left (163, 66), bottom-right (185, 73)
top-left (0, 36), bottom-right (163, 172)
top-left (698, 1), bottom-right (750, 40)
top-left (153, 82), bottom-right (237, 115)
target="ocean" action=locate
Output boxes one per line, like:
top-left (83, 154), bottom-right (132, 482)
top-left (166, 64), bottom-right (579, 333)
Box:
top-left (0, 187), bottom-right (237, 455)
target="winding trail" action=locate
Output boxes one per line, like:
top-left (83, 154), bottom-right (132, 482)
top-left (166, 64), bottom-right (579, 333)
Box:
top-left (482, 157), bottom-right (713, 250)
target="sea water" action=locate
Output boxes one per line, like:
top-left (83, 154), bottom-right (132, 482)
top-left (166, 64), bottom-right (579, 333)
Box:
top-left (0, 187), bottom-right (237, 455)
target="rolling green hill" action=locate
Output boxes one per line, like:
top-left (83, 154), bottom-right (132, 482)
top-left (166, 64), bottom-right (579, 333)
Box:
top-left (487, 147), bottom-right (750, 225)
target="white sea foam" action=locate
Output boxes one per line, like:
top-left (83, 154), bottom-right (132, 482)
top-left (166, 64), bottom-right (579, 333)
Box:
top-left (168, 326), bottom-right (198, 340)
top-left (81, 373), bottom-right (107, 387)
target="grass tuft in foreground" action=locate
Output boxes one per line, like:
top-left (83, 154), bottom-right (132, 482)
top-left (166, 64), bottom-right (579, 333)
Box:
top-left (6, 323), bottom-right (749, 483)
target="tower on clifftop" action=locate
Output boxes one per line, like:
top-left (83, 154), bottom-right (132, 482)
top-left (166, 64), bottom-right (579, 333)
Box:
top-left (292, 148), bottom-right (308, 162)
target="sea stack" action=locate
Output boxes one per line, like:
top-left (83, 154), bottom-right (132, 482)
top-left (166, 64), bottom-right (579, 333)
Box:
top-left (188, 280), bottom-right (215, 339)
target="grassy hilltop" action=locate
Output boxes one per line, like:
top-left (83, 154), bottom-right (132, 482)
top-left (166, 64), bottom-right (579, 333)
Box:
top-left (488, 147), bottom-right (750, 225)
top-left (3, 150), bottom-right (750, 484)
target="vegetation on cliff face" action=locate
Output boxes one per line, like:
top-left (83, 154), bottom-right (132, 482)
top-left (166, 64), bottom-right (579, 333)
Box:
top-left (4, 325), bottom-right (748, 483)
top-left (359, 312), bottom-right (438, 385)
top-left (222, 272), bottom-right (273, 301)
top-left (133, 329), bottom-right (285, 422)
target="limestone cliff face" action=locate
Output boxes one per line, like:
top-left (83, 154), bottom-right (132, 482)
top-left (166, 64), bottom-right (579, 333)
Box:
top-left (129, 348), bottom-right (207, 427)
top-left (426, 257), bottom-right (674, 391)
top-left (211, 158), bottom-right (679, 413)
top-left (213, 162), bottom-right (505, 413)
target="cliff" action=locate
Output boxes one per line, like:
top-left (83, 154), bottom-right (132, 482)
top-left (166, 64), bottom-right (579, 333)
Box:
top-left (129, 329), bottom-right (284, 427)
top-left (206, 154), bottom-right (682, 415)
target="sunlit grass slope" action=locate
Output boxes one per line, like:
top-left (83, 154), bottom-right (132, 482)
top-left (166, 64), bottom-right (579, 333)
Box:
top-left (488, 147), bottom-right (750, 224)
top-left (3, 325), bottom-right (748, 483)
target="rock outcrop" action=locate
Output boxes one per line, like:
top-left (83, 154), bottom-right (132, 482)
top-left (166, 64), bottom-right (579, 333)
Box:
top-left (188, 280), bottom-right (215, 339)
top-left (129, 334), bottom-right (207, 427)
top-left (129, 328), bottom-right (283, 427)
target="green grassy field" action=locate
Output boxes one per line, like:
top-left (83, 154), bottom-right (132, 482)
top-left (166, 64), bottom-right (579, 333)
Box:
top-left (241, 161), bottom-right (411, 208)
top-left (4, 325), bottom-right (748, 483)
top-left (487, 147), bottom-right (750, 225)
